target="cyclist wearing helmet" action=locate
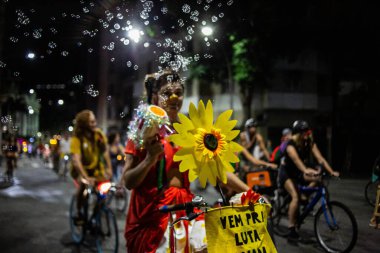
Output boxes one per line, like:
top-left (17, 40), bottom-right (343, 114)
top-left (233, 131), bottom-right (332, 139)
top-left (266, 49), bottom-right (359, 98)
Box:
top-left (240, 117), bottom-right (271, 163)
top-left (279, 120), bottom-right (339, 243)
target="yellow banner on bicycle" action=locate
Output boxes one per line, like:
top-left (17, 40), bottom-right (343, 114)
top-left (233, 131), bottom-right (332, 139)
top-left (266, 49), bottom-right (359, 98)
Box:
top-left (205, 204), bottom-right (277, 253)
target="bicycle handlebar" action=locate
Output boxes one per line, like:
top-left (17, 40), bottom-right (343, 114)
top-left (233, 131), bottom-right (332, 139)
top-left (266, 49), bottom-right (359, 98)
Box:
top-left (159, 195), bottom-right (207, 213)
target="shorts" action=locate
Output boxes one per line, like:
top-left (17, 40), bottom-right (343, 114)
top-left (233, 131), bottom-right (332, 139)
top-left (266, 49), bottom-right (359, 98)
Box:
top-left (278, 166), bottom-right (303, 187)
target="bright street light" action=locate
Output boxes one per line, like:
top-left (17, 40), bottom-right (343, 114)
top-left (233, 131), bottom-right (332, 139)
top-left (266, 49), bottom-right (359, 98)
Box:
top-left (29, 89), bottom-right (35, 94)
top-left (68, 126), bottom-right (74, 132)
top-left (26, 52), bottom-right (36, 59)
top-left (58, 99), bottom-right (64, 105)
top-left (201, 26), bottom-right (213, 36)
top-left (128, 29), bottom-right (143, 43)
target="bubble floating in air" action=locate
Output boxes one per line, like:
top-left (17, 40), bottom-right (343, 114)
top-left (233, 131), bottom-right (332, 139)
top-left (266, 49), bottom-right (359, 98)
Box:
top-left (32, 29), bottom-right (42, 39)
top-left (9, 37), bottom-right (18, 43)
top-left (48, 41), bottom-right (57, 49)
top-left (182, 4), bottom-right (191, 13)
top-left (72, 75), bottom-right (83, 84)
top-left (161, 7), bottom-right (168, 14)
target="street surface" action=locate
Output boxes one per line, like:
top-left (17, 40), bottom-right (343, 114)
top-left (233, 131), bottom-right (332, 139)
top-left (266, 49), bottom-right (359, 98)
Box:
top-left (0, 156), bottom-right (378, 252)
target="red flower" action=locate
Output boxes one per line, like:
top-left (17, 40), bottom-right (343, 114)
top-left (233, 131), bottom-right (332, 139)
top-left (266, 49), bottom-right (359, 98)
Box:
top-left (241, 189), bottom-right (261, 205)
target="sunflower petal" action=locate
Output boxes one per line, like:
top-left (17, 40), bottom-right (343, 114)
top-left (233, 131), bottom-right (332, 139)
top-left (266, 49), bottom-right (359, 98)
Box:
top-left (228, 141), bottom-right (244, 153)
top-left (204, 100), bottom-right (214, 131)
top-left (214, 110), bottom-right (232, 129)
top-left (188, 168), bottom-right (199, 182)
top-left (225, 129), bottom-right (240, 141)
top-left (178, 113), bottom-right (194, 129)
top-left (222, 150), bottom-right (240, 163)
top-left (169, 134), bottom-right (195, 147)
top-left (178, 154), bottom-right (197, 172)
top-left (189, 102), bottom-right (202, 128)
top-left (216, 159), bottom-right (228, 184)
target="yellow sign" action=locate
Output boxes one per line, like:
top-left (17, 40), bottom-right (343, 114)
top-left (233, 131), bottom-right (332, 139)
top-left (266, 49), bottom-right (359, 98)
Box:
top-left (205, 204), bottom-right (277, 253)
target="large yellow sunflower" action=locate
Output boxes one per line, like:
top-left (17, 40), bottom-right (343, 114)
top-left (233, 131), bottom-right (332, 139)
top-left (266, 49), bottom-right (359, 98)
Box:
top-left (169, 100), bottom-right (243, 188)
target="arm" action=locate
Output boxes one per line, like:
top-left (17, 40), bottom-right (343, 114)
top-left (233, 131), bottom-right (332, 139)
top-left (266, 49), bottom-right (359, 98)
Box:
top-left (222, 172), bottom-right (250, 192)
top-left (240, 132), bottom-right (249, 149)
top-left (257, 134), bottom-right (271, 161)
top-left (312, 143), bottom-right (339, 177)
top-left (241, 148), bottom-right (277, 169)
top-left (121, 135), bottom-right (163, 190)
top-left (286, 145), bottom-right (316, 175)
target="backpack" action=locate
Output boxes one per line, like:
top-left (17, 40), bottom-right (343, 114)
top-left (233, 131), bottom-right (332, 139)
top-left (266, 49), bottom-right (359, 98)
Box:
top-left (270, 140), bottom-right (289, 165)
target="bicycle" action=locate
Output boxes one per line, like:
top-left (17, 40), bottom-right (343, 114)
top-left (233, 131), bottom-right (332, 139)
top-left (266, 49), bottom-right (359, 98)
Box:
top-left (106, 184), bottom-right (128, 214)
top-left (364, 154), bottom-right (380, 207)
top-left (271, 173), bottom-right (358, 253)
top-left (69, 180), bottom-right (119, 253)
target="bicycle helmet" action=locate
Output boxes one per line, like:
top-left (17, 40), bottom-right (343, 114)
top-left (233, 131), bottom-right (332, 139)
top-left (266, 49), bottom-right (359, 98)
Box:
top-left (245, 118), bottom-right (258, 128)
top-left (292, 120), bottom-right (309, 134)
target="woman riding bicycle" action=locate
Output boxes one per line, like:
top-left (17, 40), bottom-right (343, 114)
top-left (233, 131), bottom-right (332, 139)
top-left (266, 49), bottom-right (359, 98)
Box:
top-left (70, 110), bottom-right (112, 225)
top-left (278, 120), bottom-right (339, 243)
top-left (121, 69), bottom-right (249, 253)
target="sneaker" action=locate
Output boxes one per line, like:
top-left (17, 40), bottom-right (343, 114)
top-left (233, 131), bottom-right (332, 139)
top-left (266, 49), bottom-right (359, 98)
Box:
top-left (287, 227), bottom-right (299, 244)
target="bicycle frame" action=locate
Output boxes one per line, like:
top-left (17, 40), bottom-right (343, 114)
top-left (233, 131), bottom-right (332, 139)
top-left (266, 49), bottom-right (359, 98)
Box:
top-left (297, 183), bottom-right (339, 231)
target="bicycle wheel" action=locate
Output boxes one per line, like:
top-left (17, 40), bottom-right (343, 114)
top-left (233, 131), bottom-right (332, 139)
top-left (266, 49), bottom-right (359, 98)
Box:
top-left (69, 195), bottom-right (87, 243)
top-left (108, 187), bottom-right (128, 213)
top-left (364, 180), bottom-right (378, 207)
top-left (96, 208), bottom-right (119, 253)
top-left (314, 201), bottom-right (358, 253)
top-left (271, 190), bottom-right (290, 236)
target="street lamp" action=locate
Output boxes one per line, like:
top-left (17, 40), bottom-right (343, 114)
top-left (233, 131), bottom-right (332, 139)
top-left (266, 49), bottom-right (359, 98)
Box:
top-left (201, 26), bottom-right (213, 37)
top-left (26, 52), bottom-right (36, 59)
top-left (128, 29), bottom-right (144, 43)
top-left (58, 99), bottom-right (64, 105)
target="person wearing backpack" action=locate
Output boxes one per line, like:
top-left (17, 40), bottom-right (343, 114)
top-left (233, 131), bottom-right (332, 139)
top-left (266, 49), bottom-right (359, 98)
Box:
top-left (270, 128), bottom-right (292, 166)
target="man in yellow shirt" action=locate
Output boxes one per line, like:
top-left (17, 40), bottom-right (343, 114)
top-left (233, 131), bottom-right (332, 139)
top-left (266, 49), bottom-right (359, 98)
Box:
top-left (70, 109), bottom-right (112, 225)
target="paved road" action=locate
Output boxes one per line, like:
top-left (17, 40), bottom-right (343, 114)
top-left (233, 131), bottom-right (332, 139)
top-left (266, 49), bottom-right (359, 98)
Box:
top-left (0, 156), bottom-right (378, 252)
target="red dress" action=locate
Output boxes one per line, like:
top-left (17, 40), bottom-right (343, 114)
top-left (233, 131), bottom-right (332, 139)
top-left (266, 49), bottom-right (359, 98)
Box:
top-left (124, 139), bottom-right (193, 253)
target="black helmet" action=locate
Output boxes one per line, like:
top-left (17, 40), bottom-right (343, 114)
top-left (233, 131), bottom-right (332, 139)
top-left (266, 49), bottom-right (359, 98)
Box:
top-left (292, 120), bottom-right (309, 134)
top-left (245, 118), bottom-right (258, 128)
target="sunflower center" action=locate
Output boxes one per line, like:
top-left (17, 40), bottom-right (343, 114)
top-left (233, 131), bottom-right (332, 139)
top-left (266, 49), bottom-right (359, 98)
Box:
top-left (204, 134), bottom-right (218, 151)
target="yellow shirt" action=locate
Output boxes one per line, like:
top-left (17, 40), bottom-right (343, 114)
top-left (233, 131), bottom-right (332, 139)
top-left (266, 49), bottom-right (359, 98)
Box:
top-left (70, 129), bottom-right (107, 177)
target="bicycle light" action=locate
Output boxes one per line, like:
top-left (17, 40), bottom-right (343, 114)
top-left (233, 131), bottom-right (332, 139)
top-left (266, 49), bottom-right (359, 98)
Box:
top-left (98, 181), bottom-right (112, 195)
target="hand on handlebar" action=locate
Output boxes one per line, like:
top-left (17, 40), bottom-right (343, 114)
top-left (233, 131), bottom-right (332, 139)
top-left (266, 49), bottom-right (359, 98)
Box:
top-left (304, 167), bottom-right (321, 177)
top-left (81, 176), bottom-right (96, 186)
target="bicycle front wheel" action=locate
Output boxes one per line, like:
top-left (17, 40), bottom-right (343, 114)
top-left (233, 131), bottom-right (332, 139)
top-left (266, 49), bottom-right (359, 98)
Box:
top-left (314, 201), bottom-right (357, 253)
top-left (96, 208), bottom-right (119, 253)
top-left (271, 191), bottom-right (290, 237)
top-left (364, 180), bottom-right (378, 207)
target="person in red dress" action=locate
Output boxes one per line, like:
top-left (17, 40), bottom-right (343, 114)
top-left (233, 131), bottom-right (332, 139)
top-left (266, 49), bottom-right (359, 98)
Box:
top-left (121, 70), bottom-right (249, 253)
